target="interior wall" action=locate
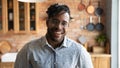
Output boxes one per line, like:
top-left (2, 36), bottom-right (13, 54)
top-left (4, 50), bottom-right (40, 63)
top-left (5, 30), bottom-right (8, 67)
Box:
top-left (106, 0), bottom-right (119, 68)
top-left (0, 0), bottom-right (107, 51)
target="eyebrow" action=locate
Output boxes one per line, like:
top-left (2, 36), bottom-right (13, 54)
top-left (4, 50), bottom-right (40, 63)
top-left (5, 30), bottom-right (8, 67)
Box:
top-left (52, 18), bottom-right (69, 23)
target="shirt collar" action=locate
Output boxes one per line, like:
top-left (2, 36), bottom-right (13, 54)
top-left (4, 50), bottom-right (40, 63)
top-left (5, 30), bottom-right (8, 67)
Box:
top-left (60, 36), bottom-right (69, 47)
top-left (41, 36), bottom-right (69, 48)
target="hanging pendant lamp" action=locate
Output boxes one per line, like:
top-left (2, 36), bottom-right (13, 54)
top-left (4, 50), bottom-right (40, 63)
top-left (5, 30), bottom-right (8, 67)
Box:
top-left (18, 0), bottom-right (46, 2)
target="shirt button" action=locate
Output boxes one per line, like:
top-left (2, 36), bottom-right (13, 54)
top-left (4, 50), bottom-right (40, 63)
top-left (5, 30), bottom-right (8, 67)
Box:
top-left (54, 62), bottom-right (56, 65)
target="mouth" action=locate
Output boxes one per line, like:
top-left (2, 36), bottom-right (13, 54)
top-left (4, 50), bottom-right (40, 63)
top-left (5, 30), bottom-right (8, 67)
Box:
top-left (54, 31), bottom-right (62, 38)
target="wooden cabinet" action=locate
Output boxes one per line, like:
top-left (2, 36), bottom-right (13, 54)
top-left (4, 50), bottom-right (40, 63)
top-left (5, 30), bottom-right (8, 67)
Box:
top-left (0, 62), bottom-right (14, 68)
top-left (91, 54), bottom-right (111, 68)
top-left (18, 2), bottom-right (25, 32)
top-left (0, 0), bottom-right (39, 34)
top-left (0, 0), bottom-right (2, 32)
top-left (8, 0), bottom-right (14, 31)
top-left (0, 0), bottom-right (7, 33)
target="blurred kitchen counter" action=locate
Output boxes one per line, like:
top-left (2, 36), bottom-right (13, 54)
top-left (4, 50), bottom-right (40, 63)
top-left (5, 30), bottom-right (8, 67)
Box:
top-left (90, 53), bottom-right (111, 57)
top-left (90, 53), bottom-right (111, 68)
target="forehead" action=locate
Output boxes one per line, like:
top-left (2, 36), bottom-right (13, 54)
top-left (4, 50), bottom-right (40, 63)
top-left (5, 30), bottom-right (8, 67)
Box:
top-left (53, 12), bottom-right (70, 22)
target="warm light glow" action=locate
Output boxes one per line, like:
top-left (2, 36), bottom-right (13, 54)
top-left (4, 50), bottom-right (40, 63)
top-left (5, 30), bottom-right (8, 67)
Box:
top-left (18, 0), bottom-right (46, 2)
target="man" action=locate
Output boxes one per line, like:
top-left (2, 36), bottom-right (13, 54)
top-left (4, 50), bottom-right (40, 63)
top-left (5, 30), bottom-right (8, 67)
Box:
top-left (14, 3), bottom-right (93, 68)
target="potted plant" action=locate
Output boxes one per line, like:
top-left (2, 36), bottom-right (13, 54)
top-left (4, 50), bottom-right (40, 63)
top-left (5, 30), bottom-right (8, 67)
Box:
top-left (96, 34), bottom-right (107, 46)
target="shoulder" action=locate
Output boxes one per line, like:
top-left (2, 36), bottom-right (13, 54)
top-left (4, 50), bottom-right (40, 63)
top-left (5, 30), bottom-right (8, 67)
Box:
top-left (66, 37), bottom-right (88, 53)
top-left (19, 36), bottom-right (45, 52)
top-left (27, 36), bottom-right (45, 46)
top-left (66, 37), bottom-right (83, 48)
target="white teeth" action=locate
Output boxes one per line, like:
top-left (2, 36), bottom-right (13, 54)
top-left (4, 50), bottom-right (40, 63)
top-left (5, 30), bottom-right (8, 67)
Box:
top-left (55, 32), bottom-right (61, 34)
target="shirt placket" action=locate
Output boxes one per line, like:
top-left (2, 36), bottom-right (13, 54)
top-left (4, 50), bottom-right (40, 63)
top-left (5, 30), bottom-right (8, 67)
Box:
top-left (53, 51), bottom-right (57, 68)
top-left (47, 45), bottom-right (57, 68)
top-left (50, 48), bottom-right (57, 68)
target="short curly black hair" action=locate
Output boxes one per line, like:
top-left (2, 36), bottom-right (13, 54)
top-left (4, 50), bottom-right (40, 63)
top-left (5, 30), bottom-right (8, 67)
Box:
top-left (46, 3), bottom-right (71, 19)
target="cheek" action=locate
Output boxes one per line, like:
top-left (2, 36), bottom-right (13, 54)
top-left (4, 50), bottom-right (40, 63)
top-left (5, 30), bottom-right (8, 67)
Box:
top-left (65, 26), bottom-right (69, 31)
top-left (47, 22), bottom-right (53, 29)
top-left (63, 27), bottom-right (69, 34)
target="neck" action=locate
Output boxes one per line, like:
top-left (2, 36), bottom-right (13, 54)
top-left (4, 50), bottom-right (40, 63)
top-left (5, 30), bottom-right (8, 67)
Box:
top-left (46, 34), bottom-right (64, 49)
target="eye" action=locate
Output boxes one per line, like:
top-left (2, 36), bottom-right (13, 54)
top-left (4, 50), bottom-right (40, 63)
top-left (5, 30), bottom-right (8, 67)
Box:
top-left (61, 21), bottom-right (68, 26)
top-left (52, 19), bottom-right (59, 24)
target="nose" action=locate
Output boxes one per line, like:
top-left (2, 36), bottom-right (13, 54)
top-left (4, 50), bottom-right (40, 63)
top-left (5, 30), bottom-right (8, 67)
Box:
top-left (55, 23), bottom-right (62, 30)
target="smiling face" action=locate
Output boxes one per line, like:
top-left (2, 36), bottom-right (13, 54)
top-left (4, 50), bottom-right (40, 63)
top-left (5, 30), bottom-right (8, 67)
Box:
top-left (46, 12), bottom-right (70, 43)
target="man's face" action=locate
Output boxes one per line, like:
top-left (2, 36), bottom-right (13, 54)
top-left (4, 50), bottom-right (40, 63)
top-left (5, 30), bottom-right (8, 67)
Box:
top-left (46, 12), bottom-right (70, 42)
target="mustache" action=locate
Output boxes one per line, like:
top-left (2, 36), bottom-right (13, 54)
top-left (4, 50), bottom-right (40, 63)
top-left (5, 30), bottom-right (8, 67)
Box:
top-left (53, 27), bottom-right (62, 32)
top-left (47, 28), bottom-right (65, 34)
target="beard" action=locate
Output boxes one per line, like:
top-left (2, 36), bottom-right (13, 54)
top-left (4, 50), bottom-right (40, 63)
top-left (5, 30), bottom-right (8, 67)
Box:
top-left (46, 27), bottom-right (66, 43)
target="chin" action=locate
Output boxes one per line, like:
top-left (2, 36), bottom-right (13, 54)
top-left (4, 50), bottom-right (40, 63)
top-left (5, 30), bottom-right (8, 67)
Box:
top-left (47, 30), bottom-right (66, 42)
top-left (52, 35), bottom-right (65, 42)
top-left (52, 37), bottom-right (63, 42)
